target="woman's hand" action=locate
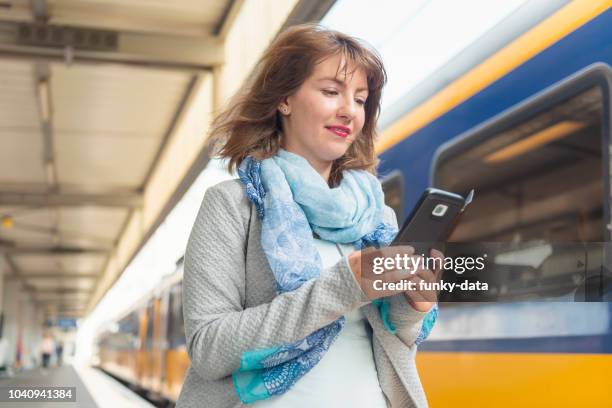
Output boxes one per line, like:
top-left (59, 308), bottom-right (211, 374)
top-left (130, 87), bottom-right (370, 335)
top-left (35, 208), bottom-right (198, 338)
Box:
top-left (348, 246), bottom-right (444, 310)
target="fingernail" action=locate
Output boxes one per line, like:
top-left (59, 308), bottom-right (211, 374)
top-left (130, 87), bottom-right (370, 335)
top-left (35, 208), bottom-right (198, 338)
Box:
top-left (430, 249), bottom-right (443, 258)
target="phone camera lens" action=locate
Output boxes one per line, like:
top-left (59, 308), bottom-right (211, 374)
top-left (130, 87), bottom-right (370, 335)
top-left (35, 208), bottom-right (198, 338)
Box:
top-left (432, 204), bottom-right (448, 217)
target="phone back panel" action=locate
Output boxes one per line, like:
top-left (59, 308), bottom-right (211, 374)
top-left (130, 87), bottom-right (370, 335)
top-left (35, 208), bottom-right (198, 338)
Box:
top-left (394, 190), bottom-right (464, 254)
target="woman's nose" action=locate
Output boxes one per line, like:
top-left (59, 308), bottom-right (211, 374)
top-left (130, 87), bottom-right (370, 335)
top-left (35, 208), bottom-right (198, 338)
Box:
top-left (337, 96), bottom-right (357, 120)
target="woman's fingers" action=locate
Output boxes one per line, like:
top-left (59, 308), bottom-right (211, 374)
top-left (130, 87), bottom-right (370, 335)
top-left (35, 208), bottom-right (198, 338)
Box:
top-left (429, 248), bottom-right (445, 280)
top-left (407, 275), bottom-right (438, 302)
top-left (409, 252), bottom-right (444, 302)
top-left (354, 246), bottom-right (445, 301)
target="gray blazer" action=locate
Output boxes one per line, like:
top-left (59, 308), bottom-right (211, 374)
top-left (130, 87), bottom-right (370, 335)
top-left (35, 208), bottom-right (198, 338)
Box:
top-left (177, 179), bottom-right (430, 407)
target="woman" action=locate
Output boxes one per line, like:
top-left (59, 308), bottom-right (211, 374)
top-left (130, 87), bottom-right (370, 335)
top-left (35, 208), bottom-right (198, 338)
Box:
top-left (178, 24), bottom-right (441, 408)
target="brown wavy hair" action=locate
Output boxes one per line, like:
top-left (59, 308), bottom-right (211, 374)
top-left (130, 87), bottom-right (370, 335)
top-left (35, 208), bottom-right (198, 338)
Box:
top-left (208, 23), bottom-right (387, 187)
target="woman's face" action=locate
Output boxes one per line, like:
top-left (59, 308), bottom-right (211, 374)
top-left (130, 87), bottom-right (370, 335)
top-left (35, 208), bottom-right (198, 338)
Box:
top-left (280, 54), bottom-right (368, 176)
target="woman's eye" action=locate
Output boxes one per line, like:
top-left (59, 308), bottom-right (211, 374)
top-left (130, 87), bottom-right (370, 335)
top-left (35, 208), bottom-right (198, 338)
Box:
top-left (355, 99), bottom-right (366, 106)
top-left (322, 89), bottom-right (338, 96)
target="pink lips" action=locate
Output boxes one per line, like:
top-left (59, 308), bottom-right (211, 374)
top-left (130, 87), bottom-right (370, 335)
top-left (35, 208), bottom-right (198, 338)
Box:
top-left (326, 126), bottom-right (351, 138)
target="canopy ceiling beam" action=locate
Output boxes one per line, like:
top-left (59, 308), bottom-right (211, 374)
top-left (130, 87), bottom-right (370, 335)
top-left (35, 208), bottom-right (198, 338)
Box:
top-left (0, 191), bottom-right (143, 208)
top-left (21, 273), bottom-right (99, 279)
top-left (0, 20), bottom-right (223, 72)
top-left (1, 245), bottom-right (111, 255)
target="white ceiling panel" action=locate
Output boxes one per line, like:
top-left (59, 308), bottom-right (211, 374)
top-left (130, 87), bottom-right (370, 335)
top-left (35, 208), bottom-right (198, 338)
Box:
top-left (0, 131), bottom-right (46, 184)
top-left (0, 60), bottom-right (45, 185)
top-left (13, 253), bottom-right (107, 273)
top-left (51, 64), bottom-right (190, 134)
top-left (0, 60), bottom-right (40, 128)
top-left (17, 269), bottom-right (98, 278)
top-left (51, 64), bottom-right (191, 187)
top-left (35, 292), bottom-right (91, 307)
top-left (48, 0), bottom-right (229, 36)
top-left (34, 292), bottom-right (91, 301)
top-left (58, 206), bottom-right (129, 243)
top-left (0, 206), bottom-right (127, 248)
top-left (55, 131), bottom-right (161, 187)
top-left (26, 278), bottom-right (95, 290)
top-left (57, 235), bottom-right (113, 249)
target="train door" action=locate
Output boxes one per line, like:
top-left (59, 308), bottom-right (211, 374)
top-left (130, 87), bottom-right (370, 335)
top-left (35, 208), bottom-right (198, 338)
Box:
top-left (136, 305), bottom-right (148, 386)
top-left (164, 283), bottom-right (189, 402)
top-left (157, 289), bottom-right (170, 398)
top-left (126, 310), bottom-right (140, 383)
top-left (151, 296), bottom-right (163, 394)
top-left (141, 300), bottom-right (155, 389)
top-left (112, 311), bottom-right (139, 383)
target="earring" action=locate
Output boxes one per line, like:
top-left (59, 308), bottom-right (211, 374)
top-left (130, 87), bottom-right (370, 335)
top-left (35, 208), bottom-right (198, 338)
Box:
top-left (279, 105), bottom-right (289, 114)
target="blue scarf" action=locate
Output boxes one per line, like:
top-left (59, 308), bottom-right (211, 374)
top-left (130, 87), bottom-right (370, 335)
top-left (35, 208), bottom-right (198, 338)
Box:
top-left (232, 148), bottom-right (436, 403)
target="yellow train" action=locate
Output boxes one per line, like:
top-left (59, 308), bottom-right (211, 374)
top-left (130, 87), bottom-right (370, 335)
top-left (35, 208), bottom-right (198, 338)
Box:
top-left (96, 267), bottom-right (189, 403)
top-left (376, 1), bottom-right (612, 406)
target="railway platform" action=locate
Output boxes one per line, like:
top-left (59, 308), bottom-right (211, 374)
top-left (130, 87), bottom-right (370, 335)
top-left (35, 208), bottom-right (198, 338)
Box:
top-left (0, 364), bottom-right (154, 408)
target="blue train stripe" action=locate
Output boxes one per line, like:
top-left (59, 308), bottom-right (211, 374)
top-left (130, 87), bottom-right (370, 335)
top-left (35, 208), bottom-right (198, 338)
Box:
top-left (379, 9), bottom-right (612, 212)
top-left (419, 334), bottom-right (612, 354)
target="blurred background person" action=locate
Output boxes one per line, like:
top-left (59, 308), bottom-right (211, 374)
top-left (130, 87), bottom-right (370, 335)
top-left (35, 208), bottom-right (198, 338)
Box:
top-left (55, 341), bottom-right (64, 367)
top-left (40, 333), bottom-right (54, 370)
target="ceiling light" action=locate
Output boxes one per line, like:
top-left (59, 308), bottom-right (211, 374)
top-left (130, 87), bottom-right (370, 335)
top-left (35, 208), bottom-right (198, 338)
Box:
top-left (1, 216), bottom-right (13, 229)
top-left (484, 121), bottom-right (586, 163)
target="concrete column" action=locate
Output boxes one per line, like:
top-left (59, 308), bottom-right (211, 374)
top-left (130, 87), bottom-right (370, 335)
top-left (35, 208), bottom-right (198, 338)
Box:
top-left (0, 257), bottom-right (5, 368)
top-left (0, 269), bottom-right (44, 369)
top-left (2, 278), bottom-right (19, 367)
top-left (0, 257), bottom-right (4, 318)
top-left (20, 296), bottom-right (43, 369)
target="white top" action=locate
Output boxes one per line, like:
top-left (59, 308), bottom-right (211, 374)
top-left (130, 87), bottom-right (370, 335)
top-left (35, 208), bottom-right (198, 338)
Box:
top-left (41, 337), bottom-right (55, 354)
top-left (253, 238), bottom-right (388, 407)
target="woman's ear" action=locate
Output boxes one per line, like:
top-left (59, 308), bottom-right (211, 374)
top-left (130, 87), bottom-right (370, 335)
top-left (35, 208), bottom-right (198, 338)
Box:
top-left (278, 96), bottom-right (291, 115)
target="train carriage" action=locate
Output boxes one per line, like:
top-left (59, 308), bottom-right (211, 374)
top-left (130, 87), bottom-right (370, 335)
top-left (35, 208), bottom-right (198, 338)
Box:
top-left (377, 1), bottom-right (612, 406)
top-left (97, 265), bottom-right (189, 404)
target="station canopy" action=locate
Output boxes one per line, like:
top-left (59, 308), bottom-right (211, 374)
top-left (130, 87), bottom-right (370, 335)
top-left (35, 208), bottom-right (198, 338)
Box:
top-left (0, 0), bottom-right (333, 319)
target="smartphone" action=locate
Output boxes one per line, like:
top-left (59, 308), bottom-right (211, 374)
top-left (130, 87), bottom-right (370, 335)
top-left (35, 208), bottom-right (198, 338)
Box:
top-left (392, 188), bottom-right (474, 255)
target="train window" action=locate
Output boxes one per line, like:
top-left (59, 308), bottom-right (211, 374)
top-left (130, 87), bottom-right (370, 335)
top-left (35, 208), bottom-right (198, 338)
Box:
top-left (128, 311), bottom-right (140, 349)
top-left (130, 311), bottom-right (139, 336)
top-left (115, 312), bottom-right (139, 351)
top-left (381, 170), bottom-right (405, 223)
top-left (118, 312), bottom-right (138, 334)
top-left (167, 284), bottom-right (186, 348)
top-left (433, 72), bottom-right (609, 301)
top-left (438, 87), bottom-right (604, 242)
